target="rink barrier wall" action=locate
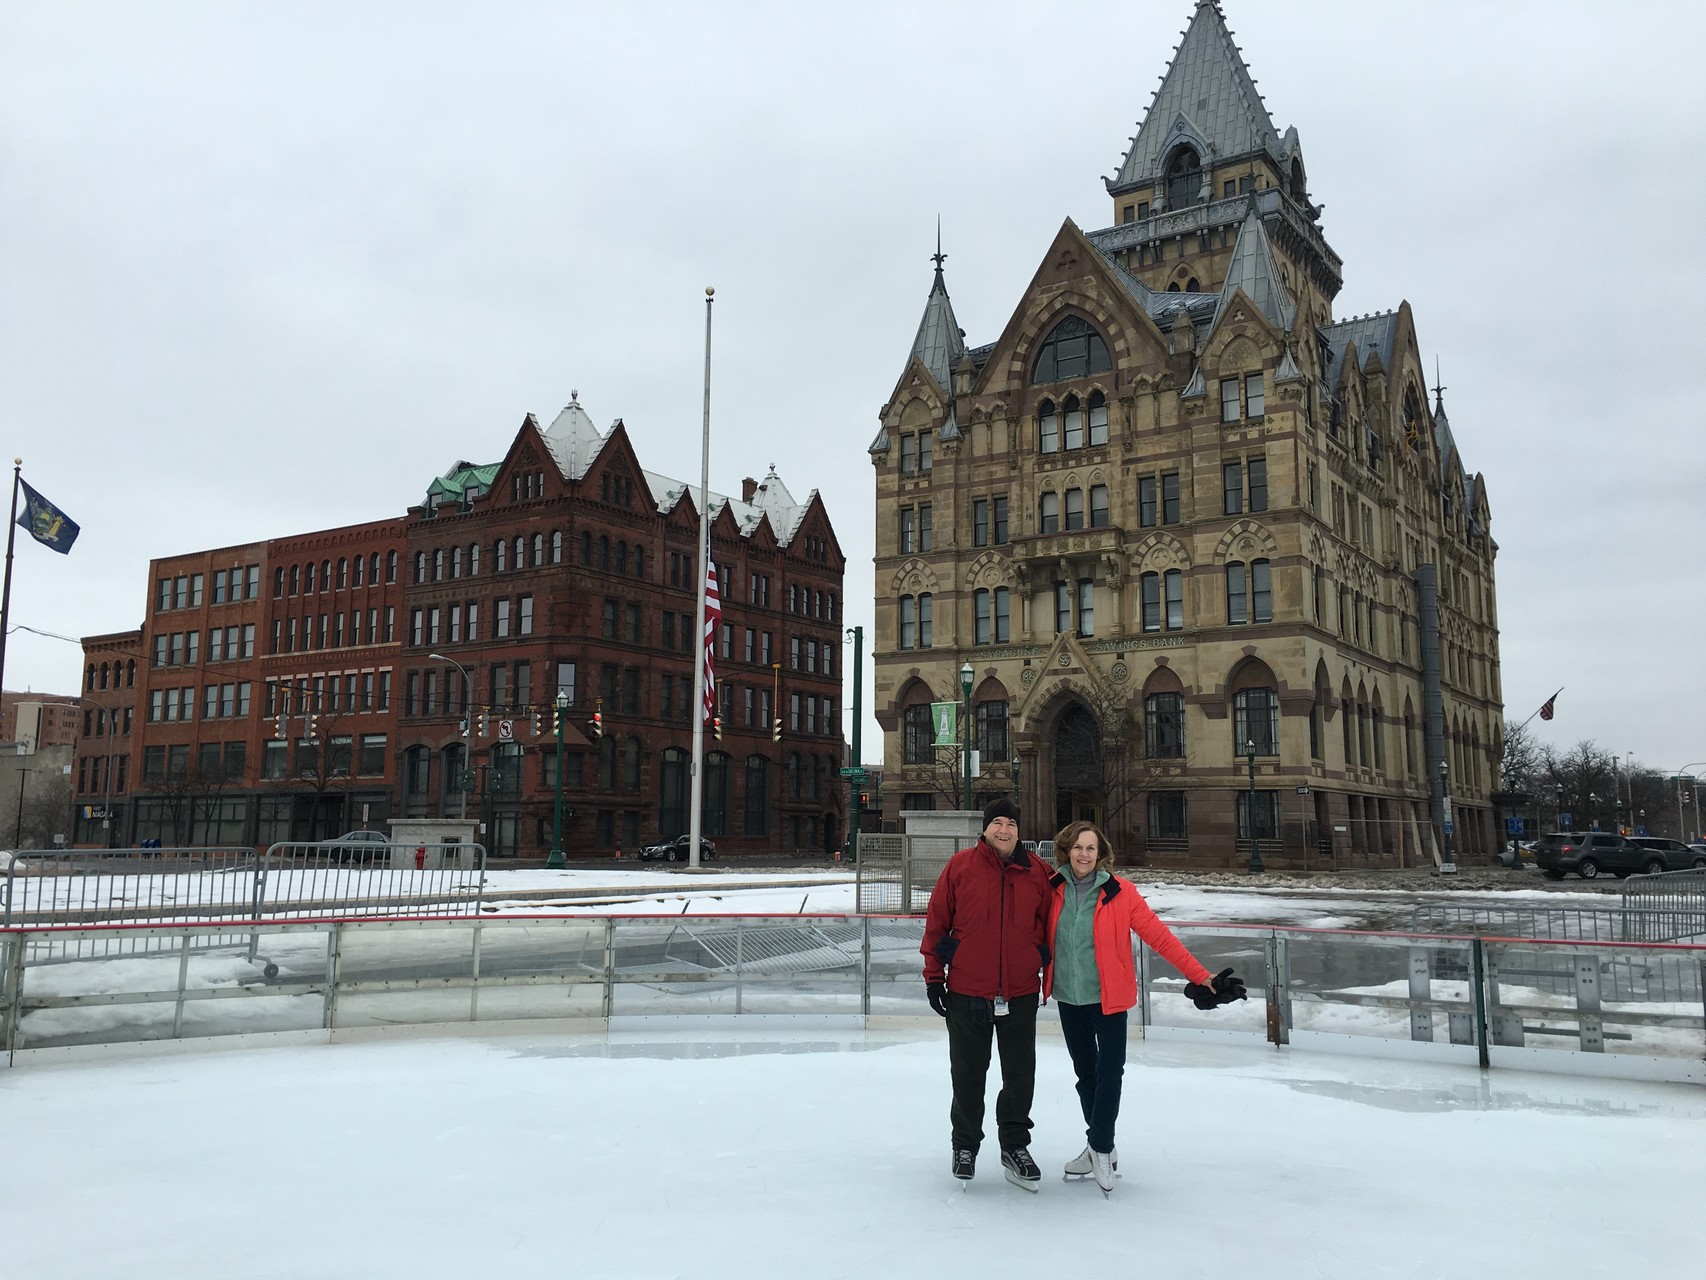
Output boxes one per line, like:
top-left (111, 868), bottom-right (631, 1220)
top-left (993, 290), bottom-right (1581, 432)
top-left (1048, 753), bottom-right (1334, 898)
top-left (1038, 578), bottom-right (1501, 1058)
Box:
top-left (2, 915), bottom-right (1702, 1083)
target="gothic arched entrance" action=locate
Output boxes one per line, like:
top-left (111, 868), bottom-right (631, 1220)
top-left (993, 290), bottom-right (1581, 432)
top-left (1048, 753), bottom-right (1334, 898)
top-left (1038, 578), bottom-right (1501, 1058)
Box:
top-left (1053, 703), bottom-right (1105, 832)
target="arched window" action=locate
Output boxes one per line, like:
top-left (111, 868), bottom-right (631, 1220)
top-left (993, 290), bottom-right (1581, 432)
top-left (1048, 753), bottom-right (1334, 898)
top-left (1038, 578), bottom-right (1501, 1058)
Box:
top-left (495, 540), bottom-right (507, 573)
top-left (531, 533), bottom-right (544, 567)
top-left (743, 755), bottom-right (770, 836)
top-left (598, 537), bottom-right (610, 571)
top-left (353, 555), bottom-right (364, 588)
top-left (616, 541), bottom-right (628, 576)
top-left (903, 703), bottom-right (933, 765)
top-left (432, 549), bottom-right (443, 581)
top-left (580, 531), bottom-right (592, 566)
top-left (551, 531), bottom-right (563, 564)
top-left (1089, 484), bottom-right (1109, 528)
top-left (787, 752), bottom-right (802, 800)
top-left (513, 536), bottom-right (525, 568)
top-left (702, 751), bottom-right (730, 836)
top-left (86, 663), bottom-right (96, 691)
top-left (1234, 687), bottom-right (1278, 756)
top-left (622, 737), bottom-right (641, 792)
top-left (1164, 145), bottom-right (1202, 208)
top-left (98, 662), bottom-right (109, 690)
top-left (1226, 561), bottom-right (1248, 624)
top-left (1039, 491), bottom-right (1060, 534)
top-left (127, 660), bottom-right (136, 687)
top-left (975, 699), bottom-right (1009, 757)
top-left (337, 558), bottom-right (348, 589)
top-left (449, 546), bottom-right (461, 579)
top-left (1145, 691), bottom-right (1184, 758)
top-left (631, 546), bottom-right (644, 580)
top-left (1063, 395), bottom-right (1083, 450)
top-left (1064, 488), bottom-right (1085, 531)
top-left (1030, 316), bottom-right (1112, 384)
top-left (1088, 390), bottom-right (1109, 446)
top-left (1038, 399), bottom-right (1059, 454)
top-left (468, 543), bottom-right (480, 576)
top-left (1251, 559), bottom-right (1272, 623)
top-left (385, 550), bottom-right (397, 582)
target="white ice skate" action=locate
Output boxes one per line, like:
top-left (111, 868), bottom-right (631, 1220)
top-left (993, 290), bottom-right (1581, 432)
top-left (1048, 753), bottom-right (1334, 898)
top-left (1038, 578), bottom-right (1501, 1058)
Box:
top-left (1064, 1145), bottom-right (1118, 1181)
top-left (1092, 1149), bottom-right (1115, 1198)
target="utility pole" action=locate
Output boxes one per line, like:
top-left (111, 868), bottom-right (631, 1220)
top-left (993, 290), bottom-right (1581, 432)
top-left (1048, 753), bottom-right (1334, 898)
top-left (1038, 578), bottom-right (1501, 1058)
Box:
top-left (845, 626), bottom-right (862, 863)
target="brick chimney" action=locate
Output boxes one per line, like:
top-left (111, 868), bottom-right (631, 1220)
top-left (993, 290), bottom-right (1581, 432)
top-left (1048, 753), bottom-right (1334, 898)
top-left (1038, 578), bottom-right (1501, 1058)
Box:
top-left (741, 477), bottom-right (758, 502)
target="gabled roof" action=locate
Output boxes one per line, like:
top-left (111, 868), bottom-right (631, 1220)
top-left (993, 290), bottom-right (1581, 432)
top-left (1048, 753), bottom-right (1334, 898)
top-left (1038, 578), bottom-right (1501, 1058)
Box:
top-left (1211, 210), bottom-right (1295, 334)
top-left (1107, 1), bottom-right (1288, 195)
top-left (430, 394), bottom-right (819, 551)
top-left (1084, 237), bottom-right (1219, 331)
top-left (1323, 312), bottom-right (1400, 391)
top-left (909, 253), bottom-right (968, 392)
top-left (539, 392), bottom-right (609, 480)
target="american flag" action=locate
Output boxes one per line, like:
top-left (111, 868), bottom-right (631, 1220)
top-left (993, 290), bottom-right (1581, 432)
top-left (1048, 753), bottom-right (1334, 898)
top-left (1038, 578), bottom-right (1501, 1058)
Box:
top-left (702, 561), bottom-right (721, 726)
top-left (1538, 688), bottom-right (1562, 721)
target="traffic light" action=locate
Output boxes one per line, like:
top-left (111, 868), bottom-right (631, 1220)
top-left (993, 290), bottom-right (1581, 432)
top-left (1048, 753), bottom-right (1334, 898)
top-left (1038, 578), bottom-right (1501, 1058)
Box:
top-left (304, 713), bottom-right (317, 742)
top-left (530, 711), bottom-right (541, 736)
top-left (712, 716), bottom-right (722, 741)
top-left (552, 706), bottom-right (562, 734)
top-left (478, 710), bottom-right (490, 737)
top-left (772, 717), bottom-right (783, 743)
top-left (859, 791), bottom-right (871, 808)
top-left (590, 701), bottom-right (604, 739)
top-left (275, 713), bottom-right (287, 740)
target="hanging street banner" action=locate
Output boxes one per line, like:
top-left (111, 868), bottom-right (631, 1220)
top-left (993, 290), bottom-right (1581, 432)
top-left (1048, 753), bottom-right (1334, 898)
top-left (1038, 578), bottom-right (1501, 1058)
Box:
top-left (931, 702), bottom-right (958, 746)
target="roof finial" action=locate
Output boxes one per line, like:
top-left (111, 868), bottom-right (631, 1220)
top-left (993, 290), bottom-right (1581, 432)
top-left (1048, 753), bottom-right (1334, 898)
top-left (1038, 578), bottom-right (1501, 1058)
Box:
top-left (1430, 358), bottom-right (1446, 410)
top-left (931, 217), bottom-right (947, 283)
top-left (569, 389), bottom-right (579, 404)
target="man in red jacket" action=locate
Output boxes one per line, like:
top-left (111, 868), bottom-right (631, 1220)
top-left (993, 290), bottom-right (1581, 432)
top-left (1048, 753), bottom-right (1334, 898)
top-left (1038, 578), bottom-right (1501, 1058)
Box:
top-left (920, 796), bottom-right (1052, 1190)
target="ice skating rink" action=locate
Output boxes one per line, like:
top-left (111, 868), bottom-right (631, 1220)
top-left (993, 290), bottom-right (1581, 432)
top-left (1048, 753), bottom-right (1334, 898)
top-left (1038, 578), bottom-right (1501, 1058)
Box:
top-left (5, 1026), bottom-right (1702, 1280)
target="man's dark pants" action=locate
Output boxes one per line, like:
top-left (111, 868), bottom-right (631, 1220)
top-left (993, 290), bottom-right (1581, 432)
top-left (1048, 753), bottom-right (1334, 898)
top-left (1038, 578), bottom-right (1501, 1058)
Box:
top-left (945, 991), bottom-right (1039, 1153)
top-left (1056, 1000), bottom-right (1127, 1154)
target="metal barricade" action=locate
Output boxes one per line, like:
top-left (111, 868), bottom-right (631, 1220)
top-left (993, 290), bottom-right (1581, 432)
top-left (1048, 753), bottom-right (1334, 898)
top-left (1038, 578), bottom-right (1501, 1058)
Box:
top-left (257, 842), bottom-right (487, 921)
top-left (854, 833), bottom-right (957, 914)
top-left (4, 915), bottom-right (1702, 1078)
top-left (1620, 868), bottom-right (1706, 941)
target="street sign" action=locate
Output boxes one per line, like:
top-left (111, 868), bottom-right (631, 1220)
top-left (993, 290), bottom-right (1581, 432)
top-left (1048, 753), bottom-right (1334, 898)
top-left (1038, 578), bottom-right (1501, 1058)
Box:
top-left (1505, 817), bottom-right (1524, 835)
top-left (1559, 811), bottom-right (1573, 829)
top-left (498, 719), bottom-right (515, 741)
top-left (930, 702), bottom-right (958, 746)
top-left (1295, 786), bottom-right (1310, 795)
top-left (1443, 820), bottom-right (1455, 836)
top-left (839, 767), bottom-right (865, 780)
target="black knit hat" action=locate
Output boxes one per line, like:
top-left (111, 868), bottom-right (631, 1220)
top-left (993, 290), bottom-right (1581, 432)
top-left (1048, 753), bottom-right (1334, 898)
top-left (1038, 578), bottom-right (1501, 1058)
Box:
top-left (981, 796), bottom-right (1021, 830)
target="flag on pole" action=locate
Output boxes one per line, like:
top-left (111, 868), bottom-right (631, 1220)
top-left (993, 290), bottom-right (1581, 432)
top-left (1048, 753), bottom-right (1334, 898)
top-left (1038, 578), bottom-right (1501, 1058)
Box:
top-left (16, 479), bottom-right (80, 554)
top-left (1538, 689), bottom-right (1561, 721)
top-left (701, 561), bottom-right (721, 725)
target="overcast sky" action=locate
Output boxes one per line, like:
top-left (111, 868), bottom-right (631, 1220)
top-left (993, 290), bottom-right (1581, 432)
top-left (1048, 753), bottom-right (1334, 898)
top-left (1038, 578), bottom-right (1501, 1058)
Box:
top-left (3, 0), bottom-right (1703, 777)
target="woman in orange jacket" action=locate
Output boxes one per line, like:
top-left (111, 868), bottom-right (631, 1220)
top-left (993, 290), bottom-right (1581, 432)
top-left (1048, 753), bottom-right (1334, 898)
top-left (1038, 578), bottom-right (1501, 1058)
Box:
top-left (1043, 820), bottom-right (1246, 1196)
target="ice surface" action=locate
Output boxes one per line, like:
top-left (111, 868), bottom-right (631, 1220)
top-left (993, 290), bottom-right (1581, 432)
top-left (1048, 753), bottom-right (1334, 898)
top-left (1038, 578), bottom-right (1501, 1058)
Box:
top-left (3, 1027), bottom-right (1701, 1279)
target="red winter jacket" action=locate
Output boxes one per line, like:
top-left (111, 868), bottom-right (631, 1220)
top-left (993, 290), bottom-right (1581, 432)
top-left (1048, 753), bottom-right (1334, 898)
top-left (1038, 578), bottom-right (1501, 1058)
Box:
top-left (1043, 871), bottom-right (1212, 1014)
top-left (920, 839), bottom-right (1053, 999)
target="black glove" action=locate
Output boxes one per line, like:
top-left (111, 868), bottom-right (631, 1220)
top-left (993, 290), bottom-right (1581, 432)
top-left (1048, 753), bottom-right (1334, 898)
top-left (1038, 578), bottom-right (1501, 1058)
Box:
top-left (927, 981), bottom-right (949, 1018)
top-left (1183, 967), bottom-right (1247, 1011)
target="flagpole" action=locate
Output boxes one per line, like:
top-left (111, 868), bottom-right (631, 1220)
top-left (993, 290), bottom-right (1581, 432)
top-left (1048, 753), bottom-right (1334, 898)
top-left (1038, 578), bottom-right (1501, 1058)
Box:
top-left (0, 459), bottom-right (22, 702)
top-left (1512, 688), bottom-right (1564, 735)
top-left (687, 288), bottom-right (714, 872)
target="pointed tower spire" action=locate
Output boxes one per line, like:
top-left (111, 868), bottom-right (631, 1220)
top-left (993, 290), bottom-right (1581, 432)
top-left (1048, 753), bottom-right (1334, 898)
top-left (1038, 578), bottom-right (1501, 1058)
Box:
top-left (1211, 210), bottom-right (1295, 334)
top-left (1107, 1), bottom-right (1285, 197)
top-left (908, 230), bottom-right (967, 392)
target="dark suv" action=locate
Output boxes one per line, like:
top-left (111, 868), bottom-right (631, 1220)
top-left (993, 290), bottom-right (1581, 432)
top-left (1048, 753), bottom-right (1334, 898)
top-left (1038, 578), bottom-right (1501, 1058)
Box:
top-left (1627, 837), bottom-right (1706, 873)
top-left (1533, 832), bottom-right (1649, 879)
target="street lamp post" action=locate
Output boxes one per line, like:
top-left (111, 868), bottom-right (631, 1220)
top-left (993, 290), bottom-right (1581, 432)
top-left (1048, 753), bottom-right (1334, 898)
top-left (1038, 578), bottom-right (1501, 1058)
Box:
top-left (1245, 738), bottom-right (1264, 873)
top-left (1554, 784), bottom-right (1564, 832)
top-left (547, 688), bottom-right (568, 868)
top-left (960, 660), bottom-right (974, 812)
top-left (1588, 792), bottom-right (1599, 831)
top-left (429, 652), bottom-right (473, 820)
top-left (1439, 759), bottom-right (1457, 874)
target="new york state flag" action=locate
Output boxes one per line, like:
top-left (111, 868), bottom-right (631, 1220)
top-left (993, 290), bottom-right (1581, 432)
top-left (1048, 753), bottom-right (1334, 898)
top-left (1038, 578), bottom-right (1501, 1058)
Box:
top-left (16, 479), bottom-right (80, 554)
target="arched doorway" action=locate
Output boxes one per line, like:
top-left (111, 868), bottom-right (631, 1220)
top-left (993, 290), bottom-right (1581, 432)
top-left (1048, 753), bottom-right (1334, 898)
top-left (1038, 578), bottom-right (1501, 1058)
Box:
top-left (1053, 703), bottom-right (1105, 832)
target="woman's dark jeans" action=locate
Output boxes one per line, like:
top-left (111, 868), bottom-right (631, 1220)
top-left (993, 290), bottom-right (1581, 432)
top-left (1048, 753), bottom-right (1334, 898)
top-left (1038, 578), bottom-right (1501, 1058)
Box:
top-left (1056, 1000), bottom-right (1127, 1154)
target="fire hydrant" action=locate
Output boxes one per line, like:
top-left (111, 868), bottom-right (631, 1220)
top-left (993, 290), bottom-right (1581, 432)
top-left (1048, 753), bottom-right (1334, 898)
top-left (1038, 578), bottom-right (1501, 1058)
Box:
top-left (414, 845), bottom-right (427, 870)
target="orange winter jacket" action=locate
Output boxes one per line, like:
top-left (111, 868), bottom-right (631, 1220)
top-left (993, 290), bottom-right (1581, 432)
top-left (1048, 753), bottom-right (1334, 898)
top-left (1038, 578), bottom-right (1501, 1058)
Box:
top-left (1044, 872), bottom-right (1212, 1013)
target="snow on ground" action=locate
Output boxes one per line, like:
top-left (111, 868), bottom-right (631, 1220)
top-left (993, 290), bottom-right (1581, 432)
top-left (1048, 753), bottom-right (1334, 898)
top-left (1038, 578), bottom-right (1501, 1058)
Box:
top-left (3, 1027), bottom-right (1701, 1280)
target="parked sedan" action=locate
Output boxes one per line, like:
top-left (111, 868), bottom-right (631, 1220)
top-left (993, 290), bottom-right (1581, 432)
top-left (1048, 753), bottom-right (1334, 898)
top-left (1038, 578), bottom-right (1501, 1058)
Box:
top-left (637, 834), bottom-right (717, 862)
top-left (316, 830), bottom-right (391, 863)
top-left (1627, 836), bottom-right (1706, 872)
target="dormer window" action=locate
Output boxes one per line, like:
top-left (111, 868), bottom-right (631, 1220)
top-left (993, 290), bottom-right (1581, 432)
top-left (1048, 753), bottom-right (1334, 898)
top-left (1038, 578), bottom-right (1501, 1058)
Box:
top-left (1164, 145), bottom-right (1203, 209)
top-left (1030, 316), bottom-right (1112, 384)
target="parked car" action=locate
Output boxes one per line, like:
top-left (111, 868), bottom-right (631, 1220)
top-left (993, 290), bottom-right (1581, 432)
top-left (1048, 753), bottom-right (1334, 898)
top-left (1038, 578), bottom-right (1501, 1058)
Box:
top-left (316, 830), bottom-right (391, 863)
top-left (1627, 836), bottom-right (1706, 872)
top-left (1532, 831), bottom-right (1651, 880)
top-left (637, 834), bottom-right (717, 862)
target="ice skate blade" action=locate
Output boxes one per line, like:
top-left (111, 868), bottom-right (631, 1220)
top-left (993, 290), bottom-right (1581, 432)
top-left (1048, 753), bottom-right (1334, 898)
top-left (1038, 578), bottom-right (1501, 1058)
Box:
top-left (1004, 1171), bottom-right (1041, 1194)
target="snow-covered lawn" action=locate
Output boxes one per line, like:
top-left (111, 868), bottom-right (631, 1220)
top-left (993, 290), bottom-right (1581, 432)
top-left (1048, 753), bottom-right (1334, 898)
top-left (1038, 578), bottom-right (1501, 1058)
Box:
top-left (2, 1027), bottom-right (1701, 1279)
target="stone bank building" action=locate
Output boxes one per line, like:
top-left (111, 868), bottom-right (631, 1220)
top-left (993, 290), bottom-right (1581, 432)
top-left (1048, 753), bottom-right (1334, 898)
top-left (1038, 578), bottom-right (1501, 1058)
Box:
top-left (870, 1), bottom-right (1503, 867)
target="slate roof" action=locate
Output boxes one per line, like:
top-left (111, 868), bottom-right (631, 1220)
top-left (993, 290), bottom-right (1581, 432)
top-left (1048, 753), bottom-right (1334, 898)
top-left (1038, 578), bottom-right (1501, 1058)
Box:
top-left (1107, 1), bottom-right (1291, 195)
top-left (1212, 210), bottom-right (1296, 334)
top-left (910, 262), bottom-right (968, 392)
top-left (1085, 239), bottom-right (1221, 333)
top-left (1323, 312), bottom-right (1399, 392)
top-left (430, 396), bottom-right (815, 549)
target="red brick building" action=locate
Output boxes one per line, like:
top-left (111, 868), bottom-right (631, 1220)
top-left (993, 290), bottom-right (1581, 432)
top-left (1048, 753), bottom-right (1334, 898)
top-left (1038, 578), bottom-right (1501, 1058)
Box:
top-left (1, 690), bottom-right (82, 750)
top-left (70, 634), bottom-right (141, 844)
top-left (74, 521), bottom-right (406, 848)
top-left (399, 395), bottom-right (848, 857)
